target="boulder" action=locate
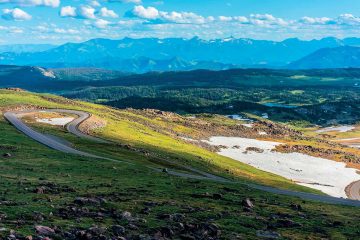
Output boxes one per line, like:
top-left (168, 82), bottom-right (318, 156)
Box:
top-left (212, 193), bottom-right (223, 200)
top-left (121, 211), bottom-right (132, 220)
top-left (242, 198), bottom-right (254, 209)
top-left (35, 225), bottom-right (55, 236)
top-left (256, 230), bottom-right (281, 239)
top-left (34, 186), bottom-right (46, 194)
top-left (111, 225), bottom-right (125, 236)
top-left (275, 219), bottom-right (302, 228)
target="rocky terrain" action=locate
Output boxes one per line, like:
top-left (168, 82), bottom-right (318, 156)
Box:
top-left (0, 89), bottom-right (359, 239)
top-left (127, 109), bottom-right (360, 169)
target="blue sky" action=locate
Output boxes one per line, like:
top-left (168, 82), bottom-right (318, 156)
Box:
top-left (1, 0), bottom-right (360, 44)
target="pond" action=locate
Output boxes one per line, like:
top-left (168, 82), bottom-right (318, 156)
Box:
top-left (262, 102), bottom-right (299, 108)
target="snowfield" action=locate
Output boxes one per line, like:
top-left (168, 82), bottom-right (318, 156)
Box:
top-left (36, 117), bottom-right (74, 126)
top-left (316, 125), bottom-right (355, 133)
top-left (204, 136), bottom-right (360, 198)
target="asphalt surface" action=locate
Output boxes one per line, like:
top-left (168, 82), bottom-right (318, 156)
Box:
top-left (4, 109), bottom-right (360, 207)
top-left (249, 184), bottom-right (360, 207)
top-left (45, 109), bottom-right (110, 144)
top-left (4, 111), bottom-right (97, 158)
top-left (4, 110), bottom-right (116, 161)
top-left (346, 180), bottom-right (360, 200)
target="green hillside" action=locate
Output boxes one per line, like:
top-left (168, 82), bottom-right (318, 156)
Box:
top-left (0, 89), bottom-right (359, 239)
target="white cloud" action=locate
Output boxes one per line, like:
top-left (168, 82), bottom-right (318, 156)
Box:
top-left (337, 14), bottom-right (360, 25)
top-left (249, 14), bottom-right (288, 26)
top-left (37, 34), bottom-right (83, 42)
top-left (127, 5), bottom-right (210, 24)
top-left (117, 19), bottom-right (144, 27)
top-left (34, 25), bottom-right (50, 32)
top-left (123, 0), bottom-right (142, 3)
top-left (54, 28), bottom-right (79, 34)
top-left (0, 26), bottom-right (23, 33)
top-left (152, 1), bottom-right (163, 5)
top-left (2, 8), bottom-right (31, 21)
top-left (108, 0), bottom-right (142, 4)
top-left (159, 11), bottom-right (208, 24)
top-left (34, 24), bottom-right (80, 35)
top-left (233, 16), bottom-right (249, 23)
top-left (6, 5), bottom-right (360, 43)
top-left (300, 16), bottom-right (332, 25)
top-left (219, 16), bottom-right (233, 22)
top-left (78, 5), bottom-right (96, 19)
top-left (93, 18), bottom-right (111, 28)
top-left (89, 0), bottom-right (100, 7)
top-left (299, 14), bottom-right (360, 26)
top-left (60, 6), bottom-right (76, 17)
top-left (129, 5), bottom-right (159, 19)
top-left (0, 0), bottom-right (60, 7)
top-left (100, 7), bottom-right (118, 18)
top-left (211, 14), bottom-right (287, 26)
top-left (127, 6), bottom-right (289, 26)
top-left (8, 27), bottom-right (23, 33)
top-left (250, 14), bottom-right (276, 21)
top-left (60, 5), bottom-right (96, 19)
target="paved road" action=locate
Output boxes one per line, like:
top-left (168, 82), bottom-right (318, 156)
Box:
top-left (4, 110), bottom-right (116, 162)
top-left (249, 184), bottom-right (360, 207)
top-left (41, 109), bottom-right (109, 143)
top-left (4, 109), bottom-right (360, 207)
top-left (346, 180), bottom-right (360, 200)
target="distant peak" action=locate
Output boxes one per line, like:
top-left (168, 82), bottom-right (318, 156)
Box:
top-left (281, 38), bottom-right (300, 43)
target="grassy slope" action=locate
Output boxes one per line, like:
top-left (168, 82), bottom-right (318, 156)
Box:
top-left (0, 89), bottom-right (359, 239)
top-left (0, 89), bottom-right (314, 192)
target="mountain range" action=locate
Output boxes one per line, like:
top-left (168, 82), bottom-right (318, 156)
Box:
top-left (1, 65), bottom-right (360, 93)
top-left (0, 44), bottom-right (56, 53)
top-left (289, 46), bottom-right (360, 69)
top-left (2, 37), bottom-right (360, 72)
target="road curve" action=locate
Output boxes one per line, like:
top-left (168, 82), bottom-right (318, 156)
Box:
top-left (4, 109), bottom-right (360, 207)
top-left (346, 180), bottom-right (360, 200)
top-left (5, 109), bottom-right (227, 180)
top-left (45, 109), bottom-right (109, 144)
top-left (4, 110), bottom-right (114, 161)
top-left (249, 184), bottom-right (360, 207)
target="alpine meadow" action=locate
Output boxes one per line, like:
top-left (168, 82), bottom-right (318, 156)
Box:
top-left (0, 1), bottom-right (360, 240)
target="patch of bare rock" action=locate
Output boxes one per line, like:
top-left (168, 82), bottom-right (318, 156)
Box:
top-left (79, 115), bottom-right (107, 134)
top-left (276, 144), bottom-right (360, 164)
top-left (3, 88), bottom-right (26, 92)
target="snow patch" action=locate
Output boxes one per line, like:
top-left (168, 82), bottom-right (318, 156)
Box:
top-left (203, 136), bottom-right (360, 198)
top-left (36, 117), bottom-right (74, 126)
top-left (316, 125), bottom-right (355, 133)
top-left (227, 114), bottom-right (252, 121)
top-left (261, 113), bottom-right (269, 119)
top-left (181, 137), bottom-right (198, 142)
top-left (36, 67), bottom-right (56, 78)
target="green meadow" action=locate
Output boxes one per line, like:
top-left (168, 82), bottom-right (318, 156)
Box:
top-left (0, 89), bottom-right (359, 239)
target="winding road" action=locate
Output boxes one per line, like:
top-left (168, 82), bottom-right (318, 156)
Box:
top-left (48, 109), bottom-right (109, 144)
top-left (3, 109), bottom-right (219, 177)
top-left (4, 110), bottom-right (119, 162)
top-left (4, 109), bottom-right (360, 207)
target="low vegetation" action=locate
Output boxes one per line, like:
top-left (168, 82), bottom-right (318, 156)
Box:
top-left (0, 89), bottom-right (359, 239)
